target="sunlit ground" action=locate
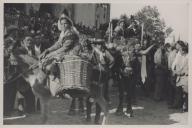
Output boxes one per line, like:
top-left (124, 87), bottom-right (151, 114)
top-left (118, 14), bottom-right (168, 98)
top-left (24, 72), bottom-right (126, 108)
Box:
top-left (4, 87), bottom-right (188, 125)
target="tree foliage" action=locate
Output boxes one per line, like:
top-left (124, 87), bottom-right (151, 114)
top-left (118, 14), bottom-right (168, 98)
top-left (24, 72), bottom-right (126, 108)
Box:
top-left (111, 5), bottom-right (174, 43)
top-left (165, 27), bottom-right (173, 38)
top-left (120, 14), bottom-right (129, 24)
top-left (134, 6), bottom-right (168, 42)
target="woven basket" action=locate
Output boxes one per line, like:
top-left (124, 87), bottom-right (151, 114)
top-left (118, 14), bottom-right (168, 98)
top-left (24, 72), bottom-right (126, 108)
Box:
top-left (57, 55), bottom-right (93, 92)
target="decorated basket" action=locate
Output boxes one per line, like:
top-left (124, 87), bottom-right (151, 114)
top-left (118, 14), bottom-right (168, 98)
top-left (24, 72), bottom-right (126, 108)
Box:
top-left (57, 55), bottom-right (93, 92)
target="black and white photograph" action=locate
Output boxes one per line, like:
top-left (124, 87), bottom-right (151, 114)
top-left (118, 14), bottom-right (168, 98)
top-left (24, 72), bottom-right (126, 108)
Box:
top-left (2, 0), bottom-right (190, 125)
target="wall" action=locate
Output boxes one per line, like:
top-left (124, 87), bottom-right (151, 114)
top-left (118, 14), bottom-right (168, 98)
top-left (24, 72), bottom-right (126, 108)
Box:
top-left (95, 4), bottom-right (110, 28)
top-left (74, 4), bottom-right (96, 28)
top-left (51, 4), bottom-right (74, 18)
top-left (12, 3), bottom-right (110, 28)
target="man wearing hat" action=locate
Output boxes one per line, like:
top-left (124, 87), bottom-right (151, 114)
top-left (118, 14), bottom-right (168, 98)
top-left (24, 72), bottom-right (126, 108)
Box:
top-left (127, 15), bottom-right (140, 38)
top-left (5, 25), bottom-right (18, 38)
top-left (8, 33), bottom-right (36, 115)
top-left (113, 18), bottom-right (126, 41)
top-left (4, 25), bottom-right (19, 116)
top-left (4, 25), bottom-right (19, 52)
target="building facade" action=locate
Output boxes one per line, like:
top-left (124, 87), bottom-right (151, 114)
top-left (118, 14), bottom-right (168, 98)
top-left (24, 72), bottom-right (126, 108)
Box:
top-left (9, 3), bottom-right (111, 29)
top-left (51, 3), bottom-right (110, 28)
top-left (73, 4), bottom-right (110, 28)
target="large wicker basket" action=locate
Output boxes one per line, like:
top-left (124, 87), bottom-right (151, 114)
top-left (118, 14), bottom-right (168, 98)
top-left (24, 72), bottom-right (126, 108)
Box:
top-left (57, 55), bottom-right (93, 92)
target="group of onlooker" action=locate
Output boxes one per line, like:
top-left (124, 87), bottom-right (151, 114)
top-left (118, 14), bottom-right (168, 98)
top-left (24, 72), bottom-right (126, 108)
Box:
top-left (110, 17), bottom-right (188, 113)
top-left (4, 7), bottom-right (188, 120)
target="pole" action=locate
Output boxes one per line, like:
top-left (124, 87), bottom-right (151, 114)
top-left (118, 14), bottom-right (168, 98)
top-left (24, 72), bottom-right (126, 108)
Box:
top-left (108, 21), bottom-right (111, 43)
top-left (110, 21), bottom-right (113, 39)
top-left (108, 21), bottom-right (113, 43)
top-left (141, 23), bottom-right (144, 46)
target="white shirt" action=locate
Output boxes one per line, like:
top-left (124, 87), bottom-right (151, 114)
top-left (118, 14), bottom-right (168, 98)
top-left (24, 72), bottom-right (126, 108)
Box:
top-left (172, 51), bottom-right (188, 73)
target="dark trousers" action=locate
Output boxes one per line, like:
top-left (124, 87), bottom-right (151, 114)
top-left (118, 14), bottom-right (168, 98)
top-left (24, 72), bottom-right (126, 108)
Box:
top-left (86, 99), bottom-right (101, 123)
top-left (69, 97), bottom-right (84, 113)
top-left (167, 72), bottom-right (176, 105)
top-left (117, 75), bottom-right (133, 112)
top-left (4, 82), bottom-right (36, 116)
top-left (85, 69), bottom-right (109, 123)
top-left (172, 86), bottom-right (183, 108)
top-left (154, 68), bottom-right (166, 101)
top-left (131, 74), bottom-right (138, 101)
top-left (20, 88), bottom-right (36, 113)
top-left (15, 77), bottom-right (36, 113)
top-left (142, 77), bottom-right (153, 97)
top-left (167, 84), bottom-right (175, 105)
top-left (86, 81), bottom-right (107, 124)
top-left (183, 92), bottom-right (188, 111)
top-left (103, 80), bottom-right (110, 102)
top-left (4, 66), bottom-right (18, 116)
top-left (142, 67), bottom-right (155, 96)
top-left (4, 83), bottom-right (17, 116)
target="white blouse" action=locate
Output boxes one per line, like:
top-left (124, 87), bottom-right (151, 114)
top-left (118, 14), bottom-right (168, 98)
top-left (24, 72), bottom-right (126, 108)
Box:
top-left (172, 51), bottom-right (188, 74)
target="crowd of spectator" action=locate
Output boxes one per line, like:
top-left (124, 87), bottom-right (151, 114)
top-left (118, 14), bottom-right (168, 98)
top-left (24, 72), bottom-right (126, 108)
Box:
top-left (3, 7), bottom-right (188, 119)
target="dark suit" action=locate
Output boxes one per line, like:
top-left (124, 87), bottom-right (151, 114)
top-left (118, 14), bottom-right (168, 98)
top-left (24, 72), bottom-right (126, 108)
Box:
top-left (4, 37), bottom-right (18, 115)
top-left (13, 45), bottom-right (36, 113)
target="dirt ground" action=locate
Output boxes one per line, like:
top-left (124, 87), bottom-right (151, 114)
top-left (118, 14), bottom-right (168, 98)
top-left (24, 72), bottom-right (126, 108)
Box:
top-left (3, 86), bottom-right (188, 125)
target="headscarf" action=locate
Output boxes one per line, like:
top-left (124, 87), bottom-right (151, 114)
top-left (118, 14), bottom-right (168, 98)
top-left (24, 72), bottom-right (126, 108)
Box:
top-left (57, 13), bottom-right (79, 36)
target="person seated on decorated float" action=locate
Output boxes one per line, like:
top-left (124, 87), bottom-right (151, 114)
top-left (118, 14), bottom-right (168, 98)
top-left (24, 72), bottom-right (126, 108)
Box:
top-left (40, 13), bottom-right (84, 116)
top-left (40, 15), bottom-right (81, 71)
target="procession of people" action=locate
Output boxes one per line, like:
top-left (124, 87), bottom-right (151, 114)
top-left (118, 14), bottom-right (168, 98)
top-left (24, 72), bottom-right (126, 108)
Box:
top-left (3, 7), bottom-right (188, 124)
